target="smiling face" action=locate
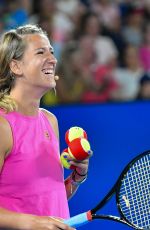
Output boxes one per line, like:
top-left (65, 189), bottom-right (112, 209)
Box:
top-left (13, 33), bottom-right (57, 93)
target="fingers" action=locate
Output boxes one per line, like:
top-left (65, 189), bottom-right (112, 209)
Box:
top-left (64, 156), bottom-right (89, 175)
top-left (49, 217), bottom-right (76, 230)
top-left (69, 157), bottom-right (89, 164)
top-left (70, 160), bottom-right (89, 176)
top-left (69, 158), bottom-right (89, 166)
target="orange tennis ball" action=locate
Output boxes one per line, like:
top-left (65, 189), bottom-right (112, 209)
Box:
top-left (65, 126), bottom-right (87, 145)
top-left (68, 137), bottom-right (92, 161)
top-left (60, 148), bottom-right (75, 169)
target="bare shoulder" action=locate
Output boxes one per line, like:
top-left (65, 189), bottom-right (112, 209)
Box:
top-left (0, 115), bottom-right (11, 138)
top-left (40, 108), bottom-right (59, 139)
top-left (0, 116), bottom-right (13, 167)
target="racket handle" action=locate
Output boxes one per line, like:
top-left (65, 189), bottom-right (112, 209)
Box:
top-left (64, 211), bottom-right (92, 228)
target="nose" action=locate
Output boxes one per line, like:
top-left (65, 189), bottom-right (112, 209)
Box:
top-left (47, 53), bottom-right (57, 65)
top-left (51, 54), bottom-right (57, 64)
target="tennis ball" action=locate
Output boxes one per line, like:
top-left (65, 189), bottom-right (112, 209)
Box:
top-left (65, 126), bottom-right (87, 145)
top-left (68, 137), bottom-right (93, 161)
top-left (60, 149), bottom-right (75, 169)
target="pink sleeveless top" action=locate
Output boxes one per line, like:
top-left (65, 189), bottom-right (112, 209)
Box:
top-left (0, 109), bottom-right (70, 218)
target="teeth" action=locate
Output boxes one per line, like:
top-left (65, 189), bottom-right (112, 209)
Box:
top-left (42, 68), bottom-right (54, 75)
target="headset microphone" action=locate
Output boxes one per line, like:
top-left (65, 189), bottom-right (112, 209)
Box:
top-left (54, 75), bottom-right (59, 80)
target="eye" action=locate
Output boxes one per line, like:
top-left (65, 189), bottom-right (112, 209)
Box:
top-left (37, 51), bottom-right (44, 55)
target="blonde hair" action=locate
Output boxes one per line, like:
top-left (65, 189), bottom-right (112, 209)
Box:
top-left (0, 24), bottom-right (47, 113)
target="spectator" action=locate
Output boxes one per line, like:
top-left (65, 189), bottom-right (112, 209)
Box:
top-left (103, 12), bottom-right (126, 66)
top-left (56, 36), bottom-right (97, 104)
top-left (139, 23), bottom-right (150, 72)
top-left (76, 12), bottom-right (118, 65)
top-left (35, 0), bottom-right (86, 60)
top-left (3, 0), bottom-right (29, 30)
top-left (112, 44), bottom-right (144, 101)
top-left (91, 0), bottom-right (121, 31)
top-left (81, 57), bottom-right (119, 103)
top-left (138, 73), bottom-right (150, 100)
top-left (122, 6), bottom-right (144, 46)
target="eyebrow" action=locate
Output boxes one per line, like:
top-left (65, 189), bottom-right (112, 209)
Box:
top-left (35, 47), bottom-right (54, 53)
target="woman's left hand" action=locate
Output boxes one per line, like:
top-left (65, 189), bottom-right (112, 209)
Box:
top-left (69, 157), bottom-right (89, 176)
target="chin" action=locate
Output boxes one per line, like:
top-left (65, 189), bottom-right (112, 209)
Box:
top-left (49, 81), bottom-right (56, 89)
top-left (45, 82), bottom-right (56, 90)
top-left (44, 78), bottom-right (56, 87)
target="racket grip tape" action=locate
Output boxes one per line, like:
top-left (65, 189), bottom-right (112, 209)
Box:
top-left (64, 211), bottom-right (92, 228)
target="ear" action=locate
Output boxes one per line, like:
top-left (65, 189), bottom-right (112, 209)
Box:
top-left (9, 59), bottom-right (23, 76)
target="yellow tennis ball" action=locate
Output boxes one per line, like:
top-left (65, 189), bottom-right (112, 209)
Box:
top-left (65, 126), bottom-right (87, 145)
top-left (60, 151), bottom-right (71, 169)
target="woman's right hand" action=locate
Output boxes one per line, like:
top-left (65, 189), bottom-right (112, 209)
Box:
top-left (21, 214), bottom-right (76, 230)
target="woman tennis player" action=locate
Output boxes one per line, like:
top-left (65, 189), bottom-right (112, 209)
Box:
top-left (0, 24), bottom-right (89, 230)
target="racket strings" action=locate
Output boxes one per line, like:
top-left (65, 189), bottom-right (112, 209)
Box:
top-left (121, 172), bottom-right (149, 202)
top-left (126, 155), bottom-right (150, 227)
top-left (119, 154), bottom-right (150, 229)
top-left (119, 177), bottom-right (149, 226)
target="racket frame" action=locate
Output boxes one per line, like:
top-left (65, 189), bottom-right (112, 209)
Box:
top-left (90, 150), bottom-right (150, 230)
top-left (64, 150), bottom-right (150, 229)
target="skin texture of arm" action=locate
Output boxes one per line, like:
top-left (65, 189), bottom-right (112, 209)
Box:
top-left (0, 116), bottom-right (13, 166)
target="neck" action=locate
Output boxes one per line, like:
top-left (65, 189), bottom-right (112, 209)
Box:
top-left (10, 88), bottom-right (42, 116)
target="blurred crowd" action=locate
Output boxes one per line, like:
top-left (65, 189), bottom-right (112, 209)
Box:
top-left (1, 0), bottom-right (150, 106)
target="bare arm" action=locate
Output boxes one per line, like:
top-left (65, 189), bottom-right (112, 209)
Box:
top-left (0, 116), bottom-right (75, 230)
top-left (0, 209), bottom-right (76, 229)
top-left (40, 109), bottom-right (81, 198)
top-left (41, 109), bottom-right (89, 200)
top-left (65, 158), bottom-right (89, 200)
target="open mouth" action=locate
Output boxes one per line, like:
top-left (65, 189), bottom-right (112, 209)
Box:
top-left (42, 68), bottom-right (55, 77)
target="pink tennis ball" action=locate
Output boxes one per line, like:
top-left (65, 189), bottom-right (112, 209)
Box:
top-left (65, 126), bottom-right (87, 145)
top-left (68, 137), bottom-right (92, 161)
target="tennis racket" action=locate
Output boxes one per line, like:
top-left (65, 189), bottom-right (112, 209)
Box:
top-left (64, 150), bottom-right (150, 229)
